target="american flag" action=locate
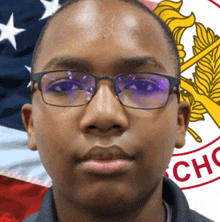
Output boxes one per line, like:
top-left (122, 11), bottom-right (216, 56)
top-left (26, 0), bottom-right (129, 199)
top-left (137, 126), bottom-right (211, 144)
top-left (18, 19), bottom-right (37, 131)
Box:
top-left (0, 0), bottom-right (67, 132)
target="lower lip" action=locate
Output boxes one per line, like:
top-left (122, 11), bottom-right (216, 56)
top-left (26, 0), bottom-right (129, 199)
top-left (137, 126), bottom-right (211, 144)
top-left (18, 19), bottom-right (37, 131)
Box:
top-left (80, 160), bottom-right (133, 174)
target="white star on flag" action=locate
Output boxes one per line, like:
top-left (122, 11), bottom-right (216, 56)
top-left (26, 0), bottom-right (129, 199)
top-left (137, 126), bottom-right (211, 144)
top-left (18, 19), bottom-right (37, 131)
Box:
top-left (25, 66), bottom-right (32, 88)
top-left (39, 0), bottom-right (61, 20)
top-left (0, 13), bottom-right (26, 50)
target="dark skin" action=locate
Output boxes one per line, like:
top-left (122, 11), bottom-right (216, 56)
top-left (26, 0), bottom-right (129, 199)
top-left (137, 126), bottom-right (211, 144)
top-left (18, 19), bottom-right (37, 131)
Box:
top-left (21, 0), bottom-right (191, 221)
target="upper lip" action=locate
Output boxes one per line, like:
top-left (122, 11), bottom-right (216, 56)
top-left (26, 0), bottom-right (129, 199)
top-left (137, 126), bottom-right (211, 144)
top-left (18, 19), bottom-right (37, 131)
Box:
top-left (79, 145), bottom-right (134, 162)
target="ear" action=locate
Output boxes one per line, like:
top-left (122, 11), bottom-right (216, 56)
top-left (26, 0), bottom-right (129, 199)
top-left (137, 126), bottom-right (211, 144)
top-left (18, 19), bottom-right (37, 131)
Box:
top-left (175, 101), bottom-right (191, 148)
top-left (21, 104), bottom-right (37, 151)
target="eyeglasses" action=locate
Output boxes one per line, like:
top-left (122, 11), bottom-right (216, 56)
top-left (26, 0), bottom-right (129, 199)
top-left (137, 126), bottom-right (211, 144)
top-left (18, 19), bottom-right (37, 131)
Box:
top-left (30, 70), bottom-right (180, 109)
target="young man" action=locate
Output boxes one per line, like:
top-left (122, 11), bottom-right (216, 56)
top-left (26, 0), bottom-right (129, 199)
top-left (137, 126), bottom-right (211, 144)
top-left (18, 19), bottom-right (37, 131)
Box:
top-left (21, 0), bottom-right (214, 221)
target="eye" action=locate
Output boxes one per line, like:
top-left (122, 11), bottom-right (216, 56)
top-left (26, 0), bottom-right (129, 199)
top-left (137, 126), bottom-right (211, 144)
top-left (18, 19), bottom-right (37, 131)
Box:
top-left (47, 80), bottom-right (83, 94)
top-left (124, 79), bottom-right (159, 92)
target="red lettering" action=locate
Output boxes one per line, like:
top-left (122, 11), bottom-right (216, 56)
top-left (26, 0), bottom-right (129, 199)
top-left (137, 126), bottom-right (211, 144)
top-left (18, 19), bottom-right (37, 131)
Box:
top-left (212, 147), bottom-right (220, 167)
top-left (192, 155), bottom-right (213, 178)
top-left (164, 171), bottom-right (169, 177)
top-left (173, 161), bottom-right (190, 182)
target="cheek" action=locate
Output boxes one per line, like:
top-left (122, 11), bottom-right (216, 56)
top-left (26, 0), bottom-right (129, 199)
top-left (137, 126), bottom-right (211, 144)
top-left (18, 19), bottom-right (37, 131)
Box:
top-left (33, 112), bottom-right (62, 178)
top-left (32, 103), bottom-right (82, 180)
top-left (131, 105), bottom-right (177, 175)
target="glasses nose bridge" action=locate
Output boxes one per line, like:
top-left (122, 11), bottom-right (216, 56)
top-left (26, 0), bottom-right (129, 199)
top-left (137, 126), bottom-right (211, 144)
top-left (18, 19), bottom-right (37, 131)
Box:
top-left (95, 76), bottom-right (118, 97)
top-left (97, 76), bottom-right (115, 83)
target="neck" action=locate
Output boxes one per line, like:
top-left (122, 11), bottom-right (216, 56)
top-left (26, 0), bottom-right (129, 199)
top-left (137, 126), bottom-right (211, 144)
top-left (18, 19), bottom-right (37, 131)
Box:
top-left (53, 179), bottom-right (166, 222)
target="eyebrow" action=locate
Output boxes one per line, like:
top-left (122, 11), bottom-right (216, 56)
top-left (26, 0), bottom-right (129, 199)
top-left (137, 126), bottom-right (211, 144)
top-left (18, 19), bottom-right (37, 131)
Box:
top-left (118, 56), bottom-right (166, 72)
top-left (42, 55), bottom-right (166, 73)
top-left (42, 56), bottom-right (91, 72)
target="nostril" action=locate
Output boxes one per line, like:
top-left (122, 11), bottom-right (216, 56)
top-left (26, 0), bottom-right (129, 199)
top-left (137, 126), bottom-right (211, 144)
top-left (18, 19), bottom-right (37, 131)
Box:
top-left (87, 125), bottom-right (96, 130)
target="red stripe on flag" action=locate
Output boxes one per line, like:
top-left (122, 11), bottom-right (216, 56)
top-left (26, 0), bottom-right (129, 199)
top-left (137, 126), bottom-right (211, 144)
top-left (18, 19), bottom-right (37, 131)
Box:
top-left (0, 176), bottom-right (48, 222)
top-left (139, 0), bottom-right (159, 10)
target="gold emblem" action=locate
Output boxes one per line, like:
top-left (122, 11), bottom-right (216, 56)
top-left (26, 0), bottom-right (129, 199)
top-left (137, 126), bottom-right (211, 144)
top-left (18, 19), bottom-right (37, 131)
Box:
top-left (154, 0), bottom-right (220, 143)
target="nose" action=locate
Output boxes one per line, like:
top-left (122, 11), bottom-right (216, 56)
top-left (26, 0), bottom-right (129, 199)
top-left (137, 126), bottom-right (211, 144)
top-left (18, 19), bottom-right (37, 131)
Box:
top-left (80, 80), bottom-right (129, 135)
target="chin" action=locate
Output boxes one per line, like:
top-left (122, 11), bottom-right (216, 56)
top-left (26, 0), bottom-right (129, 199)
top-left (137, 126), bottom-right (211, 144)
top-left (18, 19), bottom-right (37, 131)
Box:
top-left (78, 189), bottom-right (147, 217)
top-left (83, 200), bottom-right (133, 216)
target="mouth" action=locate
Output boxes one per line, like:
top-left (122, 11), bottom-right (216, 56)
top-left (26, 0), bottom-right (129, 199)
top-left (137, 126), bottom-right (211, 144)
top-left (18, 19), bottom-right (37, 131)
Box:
top-left (80, 159), bottom-right (134, 174)
top-left (76, 145), bottom-right (135, 175)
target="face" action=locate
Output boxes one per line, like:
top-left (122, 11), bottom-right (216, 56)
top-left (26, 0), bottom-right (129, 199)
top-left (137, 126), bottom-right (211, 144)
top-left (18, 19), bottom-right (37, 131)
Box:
top-left (22, 0), bottom-right (190, 217)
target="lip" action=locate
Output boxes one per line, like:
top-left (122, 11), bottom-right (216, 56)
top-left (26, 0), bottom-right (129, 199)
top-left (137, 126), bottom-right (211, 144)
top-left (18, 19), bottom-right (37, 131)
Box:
top-left (80, 159), bottom-right (134, 174)
top-left (79, 145), bottom-right (134, 162)
top-left (76, 145), bottom-right (135, 174)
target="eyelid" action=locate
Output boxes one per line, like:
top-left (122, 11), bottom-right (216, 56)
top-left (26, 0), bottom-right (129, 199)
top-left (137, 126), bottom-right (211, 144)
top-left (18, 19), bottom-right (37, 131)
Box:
top-left (45, 78), bottom-right (80, 90)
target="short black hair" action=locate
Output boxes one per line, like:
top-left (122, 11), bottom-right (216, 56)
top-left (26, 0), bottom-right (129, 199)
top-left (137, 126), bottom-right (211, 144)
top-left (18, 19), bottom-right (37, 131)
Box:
top-left (31, 0), bottom-right (180, 99)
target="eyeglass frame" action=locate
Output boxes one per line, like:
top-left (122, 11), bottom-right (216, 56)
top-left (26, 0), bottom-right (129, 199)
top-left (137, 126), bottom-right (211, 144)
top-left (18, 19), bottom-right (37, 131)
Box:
top-left (30, 69), bottom-right (180, 110)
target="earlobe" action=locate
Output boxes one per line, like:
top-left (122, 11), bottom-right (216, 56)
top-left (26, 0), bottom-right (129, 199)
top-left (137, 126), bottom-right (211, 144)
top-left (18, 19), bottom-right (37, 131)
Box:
top-left (21, 104), bottom-right (37, 151)
top-left (175, 101), bottom-right (191, 148)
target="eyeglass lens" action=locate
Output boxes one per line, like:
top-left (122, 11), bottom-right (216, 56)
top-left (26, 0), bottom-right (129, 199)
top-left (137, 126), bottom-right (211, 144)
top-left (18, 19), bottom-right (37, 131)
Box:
top-left (41, 71), bottom-right (170, 108)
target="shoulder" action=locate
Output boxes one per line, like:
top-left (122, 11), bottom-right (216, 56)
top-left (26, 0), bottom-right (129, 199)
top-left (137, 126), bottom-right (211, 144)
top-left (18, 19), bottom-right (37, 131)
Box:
top-left (21, 187), bottom-right (56, 222)
top-left (163, 177), bottom-right (215, 222)
top-left (22, 212), bottom-right (39, 222)
top-left (190, 210), bottom-right (215, 222)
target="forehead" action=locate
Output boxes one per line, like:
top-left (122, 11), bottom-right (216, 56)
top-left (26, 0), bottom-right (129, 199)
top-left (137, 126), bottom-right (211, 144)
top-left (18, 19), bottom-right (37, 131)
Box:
top-left (36, 0), bottom-right (175, 76)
